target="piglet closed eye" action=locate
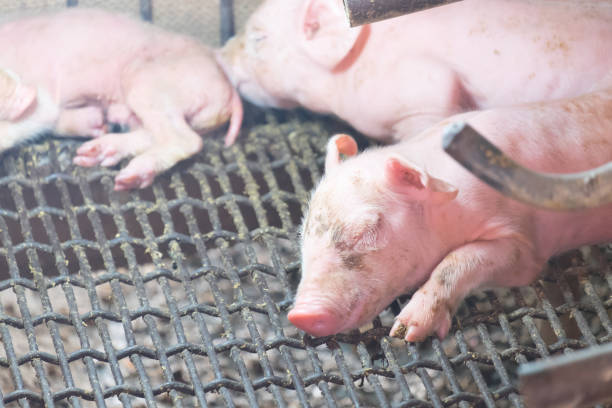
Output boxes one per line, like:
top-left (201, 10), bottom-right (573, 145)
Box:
top-left (294, 87), bottom-right (612, 341)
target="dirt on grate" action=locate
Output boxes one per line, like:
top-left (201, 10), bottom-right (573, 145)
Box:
top-left (0, 112), bottom-right (609, 407)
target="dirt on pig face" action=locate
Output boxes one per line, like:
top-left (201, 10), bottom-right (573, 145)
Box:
top-left (297, 168), bottom-right (427, 332)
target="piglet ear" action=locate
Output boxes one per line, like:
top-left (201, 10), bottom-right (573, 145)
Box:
top-left (325, 133), bottom-right (358, 173)
top-left (0, 68), bottom-right (37, 122)
top-left (385, 155), bottom-right (458, 204)
top-left (300, 0), bottom-right (363, 69)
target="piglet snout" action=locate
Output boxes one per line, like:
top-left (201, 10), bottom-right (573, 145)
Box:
top-left (288, 304), bottom-right (344, 337)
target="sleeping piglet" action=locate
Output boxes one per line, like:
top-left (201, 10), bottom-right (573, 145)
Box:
top-left (218, 0), bottom-right (612, 142)
top-left (289, 87), bottom-right (612, 341)
top-left (0, 8), bottom-right (243, 190)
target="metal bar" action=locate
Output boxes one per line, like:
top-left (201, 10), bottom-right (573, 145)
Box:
top-left (139, 0), bottom-right (153, 22)
top-left (220, 0), bottom-right (235, 44)
top-left (342, 0), bottom-right (462, 27)
top-left (430, 340), bottom-right (467, 408)
top-left (175, 200), bottom-right (236, 406)
top-left (442, 122), bottom-right (612, 211)
top-left (519, 341), bottom-right (612, 408)
top-left (10, 181), bottom-right (56, 408)
top-left (79, 176), bottom-right (159, 406)
top-left (477, 324), bottom-right (523, 407)
top-left (30, 173), bottom-right (93, 408)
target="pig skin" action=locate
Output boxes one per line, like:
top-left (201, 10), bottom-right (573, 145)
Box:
top-left (0, 8), bottom-right (243, 190)
top-left (291, 87), bottom-right (612, 341)
top-left (218, 0), bottom-right (612, 142)
top-left (218, 0), bottom-right (612, 340)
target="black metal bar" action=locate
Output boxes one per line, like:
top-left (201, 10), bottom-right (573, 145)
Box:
top-left (220, 0), bottom-right (235, 44)
top-left (342, 0), bottom-right (462, 27)
top-left (56, 174), bottom-right (133, 407)
top-left (519, 341), bottom-right (612, 408)
top-left (139, 0), bottom-right (153, 22)
top-left (78, 175), bottom-right (159, 406)
top-left (442, 121), bottom-right (612, 210)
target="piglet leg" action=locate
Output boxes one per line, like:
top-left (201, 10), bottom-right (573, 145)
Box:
top-left (73, 110), bottom-right (202, 191)
top-left (112, 132), bottom-right (202, 191)
top-left (113, 88), bottom-right (203, 191)
top-left (73, 52), bottom-right (238, 190)
top-left (73, 128), bottom-right (154, 168)
top-left (391, 239), bottom-right (540, 342)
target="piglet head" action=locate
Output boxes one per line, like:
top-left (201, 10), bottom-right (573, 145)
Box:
top-left (289, 134), bottom-right (458, 337)
top-left (217, 0), bottom-right (365, 109)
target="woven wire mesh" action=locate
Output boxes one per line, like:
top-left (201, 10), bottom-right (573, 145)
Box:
top-left (0, 1), bottom-right (610, 407)
top-left (0, 108), bottom-right (610, 407)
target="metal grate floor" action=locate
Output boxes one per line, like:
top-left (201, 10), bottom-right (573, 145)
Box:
top-left (0, 112), bottom-right (610, 407)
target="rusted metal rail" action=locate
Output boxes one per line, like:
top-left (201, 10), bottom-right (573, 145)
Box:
top-left (519, 341), bottom-right (612, 408)
top-left (442, 122), bottom-right (612, 210)
top-left (342, 0), bottom-right (462, 26)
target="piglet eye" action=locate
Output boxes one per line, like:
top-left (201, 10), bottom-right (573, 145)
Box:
top-left (245, 30), bottom-right (267, 56)
top-left (248, 27), bottom-right (267, 43)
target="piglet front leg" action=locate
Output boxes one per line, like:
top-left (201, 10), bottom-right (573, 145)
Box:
top-left (74, 109), bottom-right (202, 191)
top-left (391, 238), bottom-right (540, 342)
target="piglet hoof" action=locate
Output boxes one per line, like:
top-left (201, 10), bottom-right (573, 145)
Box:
top-left (113, 172), bottom-right (155, 191)
top-left (390, 292), bottom-right (452, 342)
top-left (74, 139), bottom-right (121, 167)
top-left (113, 157), bottom-right (157, 191)
top-left (74, 131), bottom-right (150, 168)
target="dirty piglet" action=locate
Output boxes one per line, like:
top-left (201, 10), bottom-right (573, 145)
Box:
top-left (290, 87), bottom-right (612, 341)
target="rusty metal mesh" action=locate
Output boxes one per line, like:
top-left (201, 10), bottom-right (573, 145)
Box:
top-left (0, 1), bottom-right (610, 407)
top-left (0, 108), bottom-right (610, 407)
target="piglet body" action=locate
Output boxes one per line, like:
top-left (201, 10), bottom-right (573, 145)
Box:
top-left (0, 8), bottom-right (243, 190)
top-left (219, 0), bottom-right (612, 142)
top-left (291, 88), bottom-right (612, 341)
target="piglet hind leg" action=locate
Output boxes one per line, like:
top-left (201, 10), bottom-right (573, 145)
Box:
top-left (74, 121), bottom-right (200, 191)
top-left (112, 130), bottom-right (203, 191)
top-left (113, 95), bottom-right (203, 191)
top-left (391, 239), bottom-right (540, 342)
top-left (74, 87), bottom-right (204, 190)
top-left (115, 53), bottom-right (241, 190)
top-left (73, 128), bottom-right (154, 168)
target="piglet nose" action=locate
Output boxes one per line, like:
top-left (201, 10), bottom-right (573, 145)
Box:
top-left (288, 306), bottom-right (342, 337)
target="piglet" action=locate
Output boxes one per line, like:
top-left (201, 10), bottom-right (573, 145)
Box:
top-left (289, 87), bottom-right (612, 341)
top-left (218, 0), bottom-right (612, 142)
top-left (0, 8), bottom-right (243, 190)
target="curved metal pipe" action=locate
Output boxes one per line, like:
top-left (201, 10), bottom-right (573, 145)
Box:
top-left (342, 0), bottom-right (462, 27)
top-left (442, 122), bottom-right (612, 211)
top-left (220, 0), bottom-right (235, 44)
